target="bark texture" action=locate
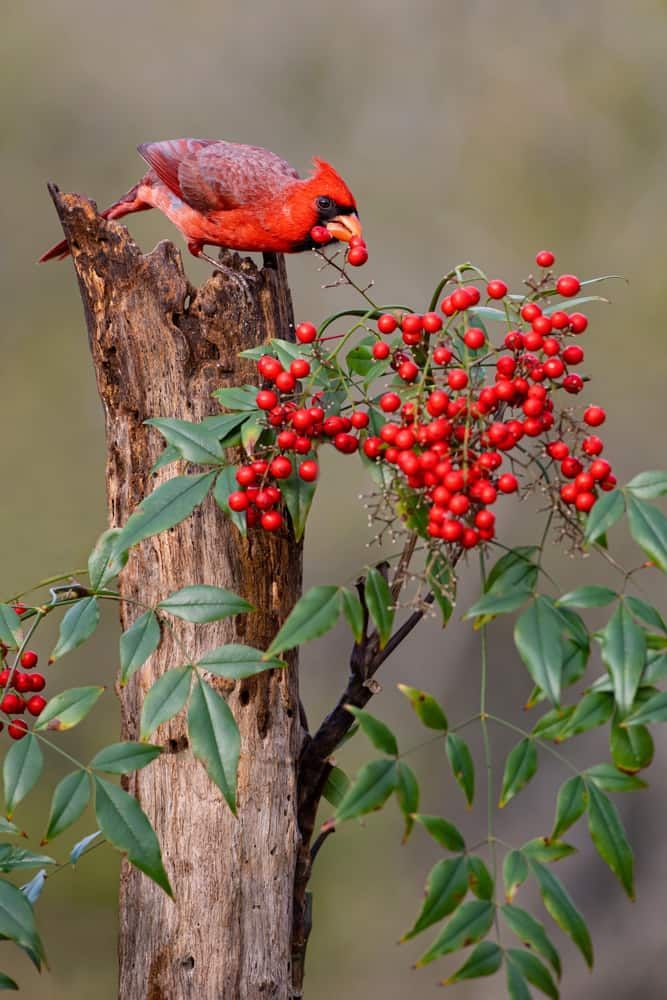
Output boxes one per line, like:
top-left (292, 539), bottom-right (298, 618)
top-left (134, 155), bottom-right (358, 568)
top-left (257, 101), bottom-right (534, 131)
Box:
top-left (49, 187), bottom-right (303, 1000)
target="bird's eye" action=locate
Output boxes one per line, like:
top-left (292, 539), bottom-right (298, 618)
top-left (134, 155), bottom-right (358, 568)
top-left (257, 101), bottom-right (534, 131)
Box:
top-left (316, 195), bottom-right (336, 214)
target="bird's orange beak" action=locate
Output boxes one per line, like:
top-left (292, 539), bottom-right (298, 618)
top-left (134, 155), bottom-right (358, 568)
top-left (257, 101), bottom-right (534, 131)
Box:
top-left (325, 213), bottom-right (363, 243)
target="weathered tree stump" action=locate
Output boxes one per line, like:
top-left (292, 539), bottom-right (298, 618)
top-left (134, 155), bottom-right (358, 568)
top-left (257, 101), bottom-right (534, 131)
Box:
top-left (49, 188), bottom-right (304, 1000)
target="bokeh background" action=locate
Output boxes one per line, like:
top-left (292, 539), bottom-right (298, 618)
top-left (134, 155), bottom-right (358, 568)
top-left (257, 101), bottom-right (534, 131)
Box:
top-left (1, 1), bottom-right (667, 996)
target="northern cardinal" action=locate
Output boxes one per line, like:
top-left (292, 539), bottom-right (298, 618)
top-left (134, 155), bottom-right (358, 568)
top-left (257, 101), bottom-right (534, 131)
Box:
top-left (39, 138), bottom-right (362, 267)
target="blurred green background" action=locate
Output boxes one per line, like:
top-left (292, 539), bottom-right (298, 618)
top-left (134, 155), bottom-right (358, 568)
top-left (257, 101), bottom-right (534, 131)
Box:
top-left (2, 0), bottom-right (667, 996)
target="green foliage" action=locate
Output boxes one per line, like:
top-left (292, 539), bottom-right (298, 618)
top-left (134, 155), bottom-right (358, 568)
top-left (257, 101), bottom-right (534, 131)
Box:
top-left (266, 585), bottom-right (341, 655)
top-left (158, 585), bottom-right (252, 623)
top-left (43, 771), bottom-right (90, 842)
top-left (140, 667), bottom-right (193, 739)
top-left (499, 739), bottom-right (538, 808)
top-left (345, 706), bottom-right (398, 756)
top-left (586, 782), bottom-right (634, 898)
top-left (115, 471), bottom-right (217, 552)
top-left (187, 675), bottom-right (241, 815)
top-left (445, 733), bottom-right (475, 806)
top-left (34, 686), bottom-right (104, 733)
top-left (363, 568), bottom-right (394, 648)
top-left (398, 685), bottom-right (447, 730)
top-left (51, 598), bottom-right (100, 661)
top-left (335, 759), bottom-right (398, 822)
top-left (401, 855), bottom-right (469, 942)
top-left (514, 597), bottom-right (567, 705)
top-left (120, 611), bottom-right (161, 685)
top-left (3, 736), bottom-right (43, 819)
top-left (197, 644), bottom-right (284, 679)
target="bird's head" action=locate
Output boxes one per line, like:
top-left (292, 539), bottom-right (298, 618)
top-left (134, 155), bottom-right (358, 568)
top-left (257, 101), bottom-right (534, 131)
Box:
top-left (274, 158), bottom-right (362, 251)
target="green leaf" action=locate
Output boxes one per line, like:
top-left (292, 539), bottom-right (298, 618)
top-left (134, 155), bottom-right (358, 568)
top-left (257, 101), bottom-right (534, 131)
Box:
top-left (426, 551), bottom-right (455, 625)
top-left (0, 972), bottom-right (18, 990)
top-left (266, 586), bottom-right (341, 656)
top-left (623, 690), bottom-right (667, 726)
top-left (44, 771), bottom-right (90, 842)
top-left (467, 856), bottom-right (494, 900)
top-left (551, 776), bottom-right (588, 841)
top-left (198, 644), bottom-right (284, 679)
top-left (116, 472), bottom-right (217, 553)
top-left (599, 603), bottom-right (646, 715)
top-left (213, 467), bottom-right (247, 536)
top-left (531, 707), bottom-right (575, 741)
top-left (90, 742), bottom-right (162, 774)
top-left (94, 776), bottom-right (171, 896)
top-left (515, 597), bottom-right (566, 706)
top-left (401, 855), bottom-right (469, 942)
top-left (643, 650), bottom-right (667, 684)
top-left (556, 586), bottom-right (617, 609)
top-left (150, 443), bottom-right (181, 474)
top-left (140, 667), bottom-right (192, 740)
top-left (625, 494), bottom-right (667, 572)
top-left (341, 588), bottom-right (364, 644)
top-left (625, 470), bottom-right (667, 500)
top-left (503, 850), bottom-right (529, 902)
top-left (34, 686), bottom-right (104, 732)
top-left (335, 759), bottom-right (398, 822)
top-left (120, 611), bottom-right (161, 685)
top-left (0, 879), bottom-right (45, 969)
top-left (586, 782), bottom-right (634, 898)
top-left (446, 733), bottom-right (475, 806)
top-left (624, 595), bottom-right (666, 632)
top-left (281, 472), bottom-right (316, 542)
top-left (240, 413), bottom-right (264, 453)
top-left (558, 692), bottom-right (614, 740)
top-left (88, 528), bottom-right (128, 589)
top-left (416, 900), bottom-right (494, 967)
top-left (322, 766), bottom-right (350, 808)
top-left (507, 949), bottom-right (559, 1000)
top-left (502, 903), bottom-right (562, 978)
top-left (346, 343), bottom-right (374, 376)
top-left (364, 568), bottom-right (394, 649)
top-left (345, 706), bottom-right (398, 756)
top-left (610, 716), bottom-right (654, 773)
top-left (398, 684), bottom-right (447, 731)
top-left (396, 762), bottom-right (419, 842)
top-left (201, 410), bottom-right (252, 445)
top-left (530, 859), bottom-right (593, 967)
top-left (522, 839), bottom-right (576, 863)
top-left (583, 489), bottom-right (625, 545)
top-left (485, 547), bottom-right (539, 594)
top-left (212, 384), bottom-right (258, 410)
top-left (69, 830), bottom-right (102, 864)
top-left (0, 605), bottom-right (23, 650)
top-left (51, 597), bottom-right (100, 661)
top-left (413, 814), bottom-right (465, 852)
top-left (146, 417), bottom-right (224, 464)
top-left (3, 736), bottom-right (43, 819)
top-left (585, 763), bottom-right (647, 793)
top-left (442, 941), bottom-right (503, 985)
top-left (0, 820), bottom-right (20, 837)
top-left (188, 676), bottom-right (240, 814)
top-left (465, 589), bottom-right (533, 622)
top-left (505, 958), bottom-right (532, 1000)
top-left (500, 739), bottom-right (538, 808)
top-left (158, 585), bottom-right (252, 623)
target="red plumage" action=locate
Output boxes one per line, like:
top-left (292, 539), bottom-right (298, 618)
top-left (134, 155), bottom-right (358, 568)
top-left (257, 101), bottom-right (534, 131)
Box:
top-left (40, 139), bottom-right (362, 263)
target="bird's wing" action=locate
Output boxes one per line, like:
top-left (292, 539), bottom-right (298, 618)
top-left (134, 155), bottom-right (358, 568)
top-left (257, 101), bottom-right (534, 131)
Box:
top-left (138, 139), bottom-right (299, 214)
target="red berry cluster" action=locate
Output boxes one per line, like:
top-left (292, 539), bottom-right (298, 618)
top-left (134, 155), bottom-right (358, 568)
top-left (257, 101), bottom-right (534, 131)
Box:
top-left (310, 226), bottom-right (369, 268)
top-left (0, 641), bottom-right (47, 740)
top-left (224, 250), bottom-right (615, 551)
top-left (227, 351), bottom-right (368, 531)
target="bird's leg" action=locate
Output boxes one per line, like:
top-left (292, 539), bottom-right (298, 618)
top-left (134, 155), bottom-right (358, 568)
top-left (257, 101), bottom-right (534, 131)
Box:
top-left (188, 240), bottom-right (243, 283)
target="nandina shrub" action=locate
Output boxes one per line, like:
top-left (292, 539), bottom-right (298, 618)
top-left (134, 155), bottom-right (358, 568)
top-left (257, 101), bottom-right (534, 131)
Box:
top-left (0, 247), bottom-right (666, 997)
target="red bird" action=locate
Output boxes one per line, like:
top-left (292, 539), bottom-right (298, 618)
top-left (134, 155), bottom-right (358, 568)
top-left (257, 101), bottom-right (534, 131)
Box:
top-left (40, 138), bottom-right (363, 266)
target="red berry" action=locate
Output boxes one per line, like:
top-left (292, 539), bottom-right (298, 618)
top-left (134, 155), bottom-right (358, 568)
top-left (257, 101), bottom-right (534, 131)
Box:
top-left (440, 295), bottom-right (456, 316)
top-left (590, 459), bottom-right (612, 481)
top-left (1, 693), bottom-right (23, 714)
top-left (560, 483), bottom-right (578, 504)
top-left (347, 246), bottom-right (368, 267)
top-left (463, 328), bottom-right (485, 350)
top-left (299, 460), bottom-right (318, 482)
top-left (0, 669), bottom-right (9, 686)
top-left (422, 312), bottom-right (443, 334)
top-left (275, 371), bottom-right (296, 393)
top-left (308, 406), bottom-right (325, 424)
top-left (475, 509), bottom-right (495, 530)
top-left (441, 519), bottom-right (464, 542)
top-left (536, 250), bottom-right (555, 268)
top-left (584, 406), bottom-right (606, 427)
top-left (569, 313), bottom-right (588, 334)
top-left (294, 436), bottom-right (311, 454)
top-left (451, 288), bottom-right (473, 311)
top-left (447, 369), bottom-right (469, 391)
top-left (547, 440), bottom-right (569, 460)
top-left (562, 345), bottom-right (584, 365)
top-left (26, 696), bottom-right (47, 717)
top-left (556, 274), bottom-right (581, 297)
top-left (363, 437), bottom-right (382, 459)
top-left (563, 374), bottom-right (584, 394)
top-left (532, 315), bottom-right (553, 336)
top-left (260, 510), bottom-right (283, 532)
top-left (561, 457), bottom-right (583, 479)
top-left (377, 314), bottom-right (397, 334)
top-left (575, 472), bottom-right (595, 493)
top-left (466, 287), bottom-right (481, 306)
top-left (296, 322), bottom-right (317, 344)
top-left (543, 358), bottom-right (565, 379)
top-left (582, 435), bottom-right (604, 456)
top-left (20, 650), bottom-right (38, 670)
top-left (290, 358), bottom-right (310, 379)
top-left (498, 473), bottom-right (518, 493)
top-left (462, 528), bottom-right (479, 549)
top-left (401, 314), bottom-right (423, 335)
top-left (277, 430), bottom-right (297, 450)
top-left (448, 493), bottom-right (470, 516)
top-left (551, 310), bottom-right (569, 330)
top-left (521, 303), bottom-right (542, 323)
top-left (256, 389), bottom-right (279, 410)
top-left (29, 674), bottom-right (46, 692)
top-left (351, 411), bottom-right (369, 429)
top-left (380, 392), bottom-right (401, 413)
top-left (398, 361), bottom-right (419, 382)
top-left (258, 355), bottom-right (283, 380)
top-left (575, 492), bottom-right (596, 512)
top-left (486, 279), bottom-right (508, 299)
top-left (269, 456), bottom-right (292, 479)
top-left (236, 466), bottom-right (256, 486)
top-left (13, 673), bottom-right (31, 694)
top-left (8, 719), bottom-right (28, 740)
top-left (310, 225), bottom-right (332, 245)
top-left (433, 345), bottom-right (452, 365)
top-left (228, 491), bottom-right (249, 512)
top-left (372, 341), bottom-right (390, 360)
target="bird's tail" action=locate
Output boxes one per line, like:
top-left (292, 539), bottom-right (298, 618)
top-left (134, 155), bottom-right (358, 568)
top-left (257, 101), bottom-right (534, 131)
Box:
top-left (38, 183), bottom-right (151, 262)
